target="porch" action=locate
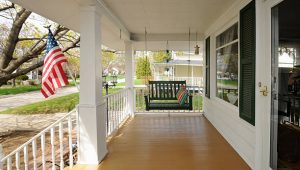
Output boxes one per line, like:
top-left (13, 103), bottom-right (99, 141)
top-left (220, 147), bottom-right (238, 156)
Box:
top-left (0, 0), bottom-right (281, 169)
top-left (70, 113), bottom-right (250, 170)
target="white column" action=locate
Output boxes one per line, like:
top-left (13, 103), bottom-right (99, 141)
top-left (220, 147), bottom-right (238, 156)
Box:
top-left (78, 5), bottom-right (107, 165)
top-left (125, 41), bottom-right (134, 115)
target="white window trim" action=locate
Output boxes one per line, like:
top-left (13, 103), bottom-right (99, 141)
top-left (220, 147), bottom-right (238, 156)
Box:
top-left (215, 22), bottom-right (240, 107)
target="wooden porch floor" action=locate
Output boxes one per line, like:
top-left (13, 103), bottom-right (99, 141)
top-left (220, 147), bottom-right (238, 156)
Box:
top-left (73, 114), bottom-right (250, 170)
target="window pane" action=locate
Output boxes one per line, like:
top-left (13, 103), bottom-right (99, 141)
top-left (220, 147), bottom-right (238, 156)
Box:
top-left (216, 23), bottom-right (238, 48)
top-left (216, 42), bottom-right (239, 106)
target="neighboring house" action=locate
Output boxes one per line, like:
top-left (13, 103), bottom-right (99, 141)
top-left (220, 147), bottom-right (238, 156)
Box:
top-left (152, 51), bottom-right (203, 87)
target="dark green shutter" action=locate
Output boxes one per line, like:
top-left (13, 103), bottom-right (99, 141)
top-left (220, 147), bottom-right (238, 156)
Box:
top-left (205, 37), bottom-right (210, 98)
top-left (239, 0), bottom-right (256, 125)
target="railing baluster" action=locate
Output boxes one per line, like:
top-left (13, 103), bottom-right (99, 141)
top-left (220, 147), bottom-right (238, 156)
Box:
top-left (0, 144), bottom-right (3, 170)
top-left (120, 92), bottom-right (122, 120)
top-left (7, 157), bottom-right (12, 170)
top-left (118, 93), bottom-right (121, 125)
top-left (50, 127), bottom-right (56, 170)
top-left (41, 133), bottom-right (46, 170)
top-left (136, 89), bottom-right (140, 112)
top-left (24, 146), bottom-right (29, 170)
top-left (68, 116), bottom-right (73, 168)
top-left (134, 88), bottom-right (136, 112)
top-left (113, 95), bottom-right (116, 130)
top-left (198, 86), bottom-right (201, 112)
top-left (15, 151), bottom-right (20, 170)
top-left (142, 88), bottom-right (145, 112)
top-left (193, 86), bottom-right (195, 112)
top-left (122, 92), bottom-right (124, 118)
top-left (59, 122), bottom-right (64, 169)
top-left (108, 97), bottom-right (111, 135)
top-left (32, 139), bottom-right (37, 170)
top-left (76, 108), bottom-right (80, 161)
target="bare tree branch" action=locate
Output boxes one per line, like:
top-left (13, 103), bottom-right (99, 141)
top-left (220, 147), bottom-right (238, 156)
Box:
top-left (0, 14), bottom-right (11, 19)
top-left (18, 37), bottom-right (47, 41)
top-left (0, 3), bottom-right (14, 12)
top-left (0, 7), bottom-right (31, 69)
top-left (62, 38), bottom-right (80, 52)
top-left (1, 60), bottom-right (43, 82)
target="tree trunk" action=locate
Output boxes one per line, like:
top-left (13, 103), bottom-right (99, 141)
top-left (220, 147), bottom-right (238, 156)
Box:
top-left (12, 79), bottom-right (15, 87)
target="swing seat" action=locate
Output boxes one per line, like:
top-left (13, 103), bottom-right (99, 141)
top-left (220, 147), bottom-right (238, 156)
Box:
top-left (144, 81), bottom-right (193, 111)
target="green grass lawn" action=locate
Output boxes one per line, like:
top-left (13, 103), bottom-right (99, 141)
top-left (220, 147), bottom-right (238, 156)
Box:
top-left (0, 88), bottom-right (122, 115)
top-left (105, 75), bottom-right (125, 81)
top-left (0, 85), bottom-right (42, 95)
top-left (0, 81), bottom-right (77, 96)
top-left (217, 79), bottom-right (238, 86)
top-left (117, 79), bottom-right (144, 86)
top-left (0, 93), bottom-right (79, 115)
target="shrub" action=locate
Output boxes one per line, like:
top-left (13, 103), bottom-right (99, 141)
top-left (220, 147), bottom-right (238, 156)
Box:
top-left (16, 75), bottom-right (29, 81)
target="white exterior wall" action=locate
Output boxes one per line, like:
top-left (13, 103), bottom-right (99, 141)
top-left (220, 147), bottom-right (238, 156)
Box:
top-left (203, 0), bottom-right (255, 168)
top-left (203, 0), bottom-right (288, 169)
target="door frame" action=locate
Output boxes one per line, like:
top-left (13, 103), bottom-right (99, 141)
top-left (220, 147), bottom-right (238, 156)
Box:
top-left (255, 0), bottom-right (283, 169)
top-left (270, 5), bottom-right (279, 169)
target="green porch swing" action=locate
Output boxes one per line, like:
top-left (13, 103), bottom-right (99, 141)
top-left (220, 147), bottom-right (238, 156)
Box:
top-left (144, 29), bottom-right (194, 111)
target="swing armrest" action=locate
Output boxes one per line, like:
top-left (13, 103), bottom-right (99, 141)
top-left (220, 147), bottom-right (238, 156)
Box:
top-left (144, 95), bottom-right (150, 111)
top-left (188, 94), bottom-right (193, 110)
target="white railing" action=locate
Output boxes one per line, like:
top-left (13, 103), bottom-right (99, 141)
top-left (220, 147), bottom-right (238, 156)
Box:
top-left (0, 109), bottom-right (77, 170)
top-left (134, 86), bottom-right (202, 113)
top-left (0, 88), bottom-right (133, 170)
top-left (104, 88), bottom-right (132, 137)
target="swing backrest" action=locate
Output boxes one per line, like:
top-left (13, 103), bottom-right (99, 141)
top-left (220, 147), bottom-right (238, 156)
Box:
top-left (148, 81), bottom-right (186, 100)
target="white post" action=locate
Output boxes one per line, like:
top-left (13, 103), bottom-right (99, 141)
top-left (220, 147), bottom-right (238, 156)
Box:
top-left (125, 41), bottom-right (134, 116)
top-left (78, 4), bottom-right (107, 164)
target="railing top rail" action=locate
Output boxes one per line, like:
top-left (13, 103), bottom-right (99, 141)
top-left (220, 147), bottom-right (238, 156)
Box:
top-left (148, 80), bottom-right (186, 84)
top-left (1, 108), bottom-right (77, 161)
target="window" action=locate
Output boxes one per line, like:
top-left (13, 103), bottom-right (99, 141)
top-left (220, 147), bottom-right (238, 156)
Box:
top-left (216, 23), bottom-right (239, 106)
top-left (205, 37), bottom-right (210, 98)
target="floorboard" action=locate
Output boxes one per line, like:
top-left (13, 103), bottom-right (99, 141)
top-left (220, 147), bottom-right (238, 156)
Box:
top-left (71, 114), bottom-right (251, 170)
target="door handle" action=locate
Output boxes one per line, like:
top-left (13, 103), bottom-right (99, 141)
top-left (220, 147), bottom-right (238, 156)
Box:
top-left (260, 86), bottom-right (268, 96)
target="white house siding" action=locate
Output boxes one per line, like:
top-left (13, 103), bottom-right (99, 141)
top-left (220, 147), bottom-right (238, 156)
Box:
top-left (175, 65), bottom-right (202, 77)
top-left (203, 0), bottom-right (255, 168)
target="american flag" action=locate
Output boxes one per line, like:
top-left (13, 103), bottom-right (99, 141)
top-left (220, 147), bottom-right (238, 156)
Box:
top-left (41, 30), bottom-right (68, 98)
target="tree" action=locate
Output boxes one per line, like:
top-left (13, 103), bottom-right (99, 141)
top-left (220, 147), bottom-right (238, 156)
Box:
top-left (102, 51), bottom-right (116, 74)
top-left (136, 57), bottom-right (152, 79)
top-left (0, 1), bottom-right (80, 86)
top-left (67, 56), bottom-right (80, 81)
top-left (153, 50), bottom-right (171, 63)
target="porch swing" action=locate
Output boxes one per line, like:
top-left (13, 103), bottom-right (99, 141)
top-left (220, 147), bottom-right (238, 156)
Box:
top-left (144, 28), bottom-right (193, 111)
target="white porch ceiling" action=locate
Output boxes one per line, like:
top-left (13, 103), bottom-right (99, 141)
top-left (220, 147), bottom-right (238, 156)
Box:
top-left (9, 0), bottom-right (237, 51)
top-left (103, 0), bottom-right (236, 34)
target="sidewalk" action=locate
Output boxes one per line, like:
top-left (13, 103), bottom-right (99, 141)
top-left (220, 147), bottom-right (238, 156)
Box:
top-left (0, 86), bottom-right (78, 112)
top-left (0, 112), bottom-right (68, 134)
top-left (0, 86), bottom-right (78, 134)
